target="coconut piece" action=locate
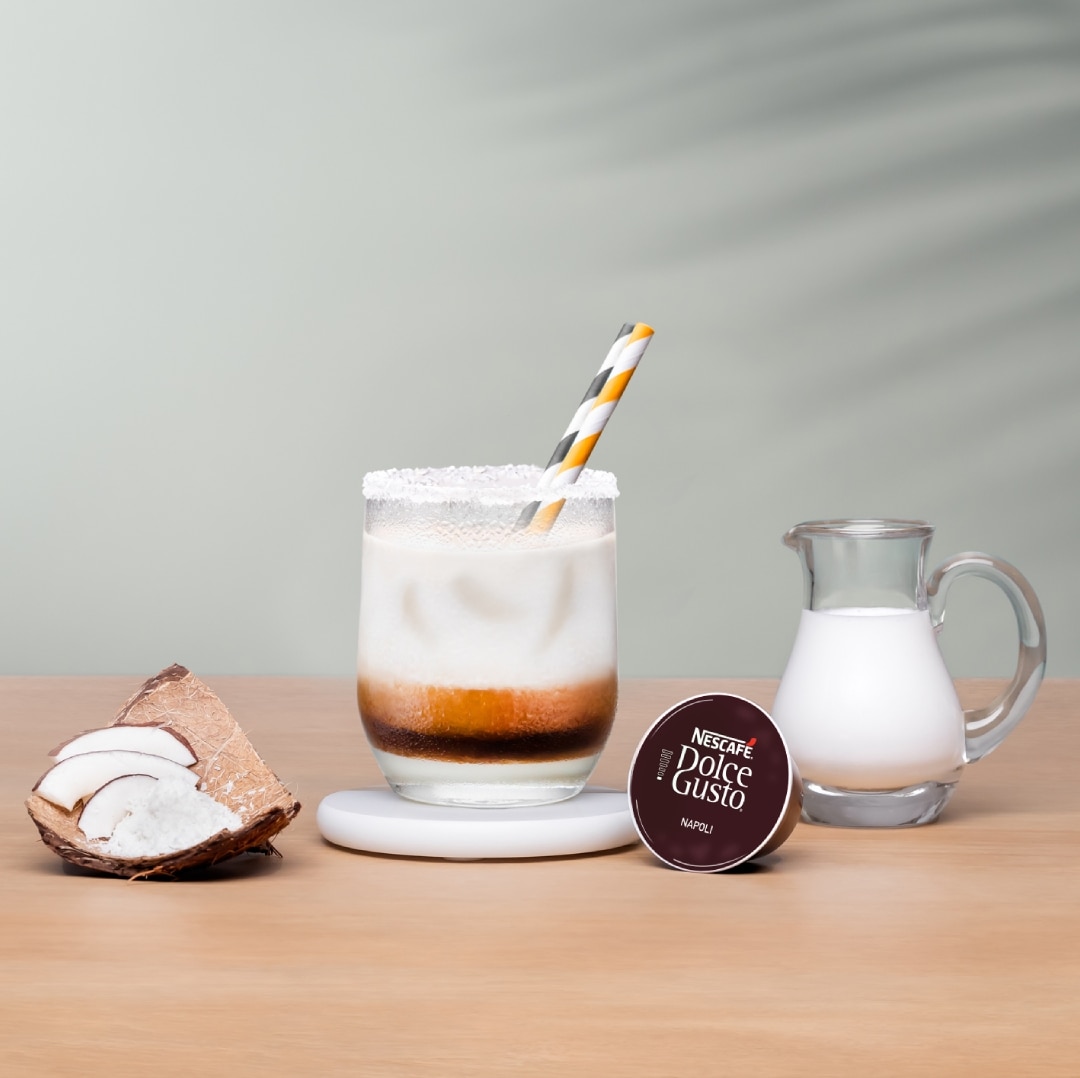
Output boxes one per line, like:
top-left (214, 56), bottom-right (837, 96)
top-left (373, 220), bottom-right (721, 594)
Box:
top-left (78, 774), bottom-right (161, 840)
top-left (51, 724), bottom-right (196, 766)
top-left (33, 750), bottom-right (199, 811)
top-left (26, 664), bottom-right (301, 878)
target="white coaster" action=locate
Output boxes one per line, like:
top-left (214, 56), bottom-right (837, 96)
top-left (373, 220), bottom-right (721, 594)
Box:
top-left (317, 786), bottom-right (637, 860)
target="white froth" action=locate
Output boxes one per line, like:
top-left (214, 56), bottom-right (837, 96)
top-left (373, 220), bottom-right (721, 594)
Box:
top-left (357, 531), bottom-right (617, 688)
top-left (363, 465), bottom-right (618, 505)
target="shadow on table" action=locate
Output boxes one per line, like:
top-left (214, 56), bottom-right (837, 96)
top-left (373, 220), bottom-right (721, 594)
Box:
top-left (47, 849), bottom-right (289, 883)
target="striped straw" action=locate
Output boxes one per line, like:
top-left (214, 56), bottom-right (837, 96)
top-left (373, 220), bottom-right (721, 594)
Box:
top-left (518, 322), bottom-right (654, 533)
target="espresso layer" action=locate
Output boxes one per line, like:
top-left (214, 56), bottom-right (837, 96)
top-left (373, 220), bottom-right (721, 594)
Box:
top-left (358, 677), bottom-right (617, 763)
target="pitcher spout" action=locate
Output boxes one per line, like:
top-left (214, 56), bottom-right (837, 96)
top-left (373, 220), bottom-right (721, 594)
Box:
top-left (782, 526), bottom-right (802, 552)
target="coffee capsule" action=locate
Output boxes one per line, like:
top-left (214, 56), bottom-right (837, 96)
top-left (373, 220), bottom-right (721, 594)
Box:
top-left (628, 693), bottom-right (802, 872)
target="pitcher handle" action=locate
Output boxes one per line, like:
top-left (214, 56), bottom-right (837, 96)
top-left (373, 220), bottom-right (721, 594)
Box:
top-left (927, 553), bottom-right (1047, 763)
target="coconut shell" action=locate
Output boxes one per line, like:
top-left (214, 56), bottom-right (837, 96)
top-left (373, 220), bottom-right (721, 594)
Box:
top-left (26, 665), bottom-right (301, 879)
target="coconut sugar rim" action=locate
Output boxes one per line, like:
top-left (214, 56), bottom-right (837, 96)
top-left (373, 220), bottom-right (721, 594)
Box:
top-left (363, 465), bottom-right (619, 505)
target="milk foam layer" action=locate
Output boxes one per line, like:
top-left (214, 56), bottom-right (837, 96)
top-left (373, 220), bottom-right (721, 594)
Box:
top-left (357, 531), bottom-right (617, 688)
top-left (772, 608), bottom-right (965, 789)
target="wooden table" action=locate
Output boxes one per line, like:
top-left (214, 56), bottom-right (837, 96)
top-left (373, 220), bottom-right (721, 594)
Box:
top-left (2, 676), bottom-right (1078, 1076)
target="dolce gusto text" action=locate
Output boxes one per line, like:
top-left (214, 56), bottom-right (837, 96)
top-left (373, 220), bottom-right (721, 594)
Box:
top-left (670, 727), bottom-right (755, 809)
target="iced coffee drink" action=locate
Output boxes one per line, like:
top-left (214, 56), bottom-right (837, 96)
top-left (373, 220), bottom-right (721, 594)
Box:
top-left (357, 465), bottom-right (618, 807)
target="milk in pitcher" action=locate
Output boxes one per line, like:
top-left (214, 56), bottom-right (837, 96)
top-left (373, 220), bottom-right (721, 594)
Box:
top-left (772, 607), bottom-right (965, 790)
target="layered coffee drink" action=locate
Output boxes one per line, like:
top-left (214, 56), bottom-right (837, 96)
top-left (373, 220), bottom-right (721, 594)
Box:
top-left (357, 465), bottom-right (618, 807)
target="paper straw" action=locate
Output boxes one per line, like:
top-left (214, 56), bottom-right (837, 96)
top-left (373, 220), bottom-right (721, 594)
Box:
top-left (518, 322), bottom-right (654, 533)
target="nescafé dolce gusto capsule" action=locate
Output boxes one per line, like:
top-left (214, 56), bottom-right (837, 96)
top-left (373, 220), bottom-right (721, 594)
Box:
top-left (628, 693), bottom-right (802, 872)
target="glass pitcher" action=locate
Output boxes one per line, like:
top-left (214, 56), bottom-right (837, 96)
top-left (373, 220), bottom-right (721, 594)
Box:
top-left (771, 519), bottom-right (1046, 827)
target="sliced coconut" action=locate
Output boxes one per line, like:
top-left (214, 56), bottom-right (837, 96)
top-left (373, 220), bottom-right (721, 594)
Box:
top-left (78, 774), bottom-right (160, 840)
top-left (26, 664), bottom-right (301, 878)
top-left (33, 750), bottom-right (198, 812)
top-left (50, 724), bottom-right (196, 766)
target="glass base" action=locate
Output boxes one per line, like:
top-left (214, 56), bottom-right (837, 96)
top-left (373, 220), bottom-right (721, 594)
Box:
top-left (801, 779), bottom-right (957, 828)
top-left (370, 748), bottom-right (600, 808)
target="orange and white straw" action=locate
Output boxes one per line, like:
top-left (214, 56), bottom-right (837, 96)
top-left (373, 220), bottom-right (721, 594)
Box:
top-left (518, 322), bottom-right (654, 533)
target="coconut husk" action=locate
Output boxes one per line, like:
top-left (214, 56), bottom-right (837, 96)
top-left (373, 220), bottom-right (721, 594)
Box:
top-left (26, 665), bottom-right (301, 879)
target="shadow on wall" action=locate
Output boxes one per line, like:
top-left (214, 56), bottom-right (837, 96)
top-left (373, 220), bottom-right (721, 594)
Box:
top-left (404, 0), bottom-right (1080, 675)
top-left (448, 0), bottom-right (1080, 517)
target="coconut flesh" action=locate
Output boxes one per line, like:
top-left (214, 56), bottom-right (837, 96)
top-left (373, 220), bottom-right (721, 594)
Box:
top-left (26, 664), bottom-right (301, 878)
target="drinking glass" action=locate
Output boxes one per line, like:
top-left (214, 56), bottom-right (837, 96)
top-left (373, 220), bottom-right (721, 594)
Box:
top-left (357, 465), bottom-right (619, 807)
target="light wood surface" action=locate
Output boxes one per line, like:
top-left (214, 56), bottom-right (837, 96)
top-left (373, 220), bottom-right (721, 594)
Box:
top-left (2, 676), bottom-right (1078, 1076)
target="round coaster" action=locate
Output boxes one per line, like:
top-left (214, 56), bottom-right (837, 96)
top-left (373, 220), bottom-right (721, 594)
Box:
top-left (628, 693), bottom-right (802, 873)
top-left (316, 786), bottom-right (638, 860)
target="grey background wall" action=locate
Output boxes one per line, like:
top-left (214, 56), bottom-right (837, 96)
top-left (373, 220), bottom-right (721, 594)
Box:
top-left (2, 1), bottom-right (1078, 678)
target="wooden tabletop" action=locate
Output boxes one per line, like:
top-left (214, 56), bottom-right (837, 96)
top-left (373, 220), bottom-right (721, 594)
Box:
top-left (2, 676), bottom-right (1078, 1076)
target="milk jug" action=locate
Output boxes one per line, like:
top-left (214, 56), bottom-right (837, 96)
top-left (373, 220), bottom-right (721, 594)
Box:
top-left (771, 519), bottom-right (1045, 827)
